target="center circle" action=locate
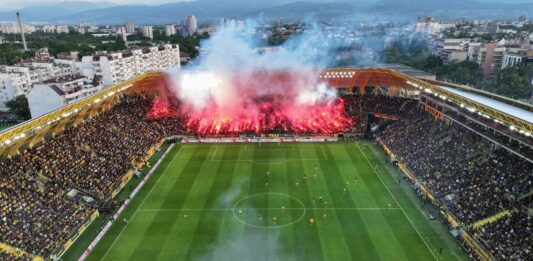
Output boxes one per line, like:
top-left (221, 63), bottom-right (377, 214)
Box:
top-left (232, 193), bottom-right (306, 229)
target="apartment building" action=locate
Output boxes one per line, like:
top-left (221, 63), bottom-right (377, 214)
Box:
top-left (415, 17), bottom-right (455, 36)
top-left (82, 44), bottom-right (180, 87)
top-left (0, 23), bottom-right (36, 34)
top-left (502, 48), bottom-right (533, 69)
top-left (165, 24), bottom-right (176, 37)
top-left (27, 75), bottom-right (103, 118)
top-left (142, 26), bottom-right (153, 39)
top-left (434, 38), bottom-right (470, 64)
top-left (0, 59), bottom-right (77, 106)
top-left (477, 43), bottom-right (505, 78)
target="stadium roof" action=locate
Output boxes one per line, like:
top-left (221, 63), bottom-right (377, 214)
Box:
top-left (440, 86), bottom-right (533, 124)
top-left (0, 68), bottom-right (531, 156)
top-left (378, 64), bottom-right (436, 80)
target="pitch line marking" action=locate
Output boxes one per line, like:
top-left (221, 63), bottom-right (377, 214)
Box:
top-left (243, 145), bottom-right (295, 152)
top-left (136, 207), bottom-right (402, 212)
top-left (211, 146), bottom-right (219, 161)
top-left (321, 144), bottom-right (328, 160)
top-left (101, 145), bottom-right (182, 261)
top-left (232, 192), bottom-right (306, 229)
top-left (210, 159), bottom-right (324, 164)
top-left (356, 143), bottom-right (440, 261)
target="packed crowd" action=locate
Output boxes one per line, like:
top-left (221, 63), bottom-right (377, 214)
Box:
top-left (377, 108), bottom-right (533, 260)
top-left (448, 110), bottom-right (533, 160)
top-left (0, 97), bottom-right (183, 257)
top-left (0, 251), bottom-right (32, 261)
top-left (341, 95), bottom-right (417, 132)
top-left (474, 211), bottom-right (533, 260)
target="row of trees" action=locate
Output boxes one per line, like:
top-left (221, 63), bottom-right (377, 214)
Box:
top-left (384, 40), bottom-right (533, 101)
top-left (0, 28), bottom-right (208, 66)
top-left (0, 31), bottom-right (128, 65)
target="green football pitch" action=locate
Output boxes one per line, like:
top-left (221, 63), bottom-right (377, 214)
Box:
top-left (85, 142), bottom-right (468, 261)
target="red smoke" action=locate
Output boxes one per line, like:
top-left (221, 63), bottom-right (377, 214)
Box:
top-left (148, 70), bottom-right (353, 135)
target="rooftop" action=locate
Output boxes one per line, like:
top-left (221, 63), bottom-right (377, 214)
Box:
top-left (378, 63), bottom-right (436, 79)
top-left (440, 86), bottom-right (533, 124)
top-left (43, 74), bottom-right (86, 84)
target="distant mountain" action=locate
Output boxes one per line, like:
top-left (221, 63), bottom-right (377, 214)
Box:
top-left (0, 1), bottom-right (116, 23)
top-left (0, 0), bottom-right (531, 24)
top-left (50, 1), bottom-right (273, 24)
top-left (368, 0), bottom-right (533, 18)
top-left (369, 0), bottom-right (480, 12)
top-left (244, 1), bottom-right (361, 20)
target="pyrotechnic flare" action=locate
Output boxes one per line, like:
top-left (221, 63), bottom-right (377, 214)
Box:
top-left (148, 22), bottom-right (355, 135)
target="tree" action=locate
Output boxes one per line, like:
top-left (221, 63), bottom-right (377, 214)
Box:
top-left (0, 43), bottom-right (34, 65)
top-left (434, 60), bottom-right (482, 86)
top-left (490, 65), bottom-right (533, 99)
top-left (6, 95), bottom-right (31, 120)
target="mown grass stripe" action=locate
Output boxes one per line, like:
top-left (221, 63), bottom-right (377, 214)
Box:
top-left (280, 143), bottom-right (310, 260)
top-left (98, 145), bottom-right (188, 261)
top-left (209, 145), bottom-right (253, 261)
top-left (316, 144), bottom-right (380, 261)
top-left (184, 145), bottom-right (240, 260)
top-left (358, 142), bottom-right (441, 260)
top-left (129, 144), bottom-right (213, 260)
top-left (238, 143), bottom-right (271, 260)
top-left (294, 144), bottom-right (348, 261)
top-left (339, 143), bottom-right (411, 261)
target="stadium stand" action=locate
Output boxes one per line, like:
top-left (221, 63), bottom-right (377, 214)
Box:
top-left (375, 106), bottom-right (533, 260)
top-left (473, 211), bottom-right (532, 260)
top-left (0, 97), bottom-right (184, 257)
top-left (0, 68), bottom-right (531, 260)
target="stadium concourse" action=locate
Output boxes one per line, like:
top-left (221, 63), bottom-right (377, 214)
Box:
top-left (0, 68), bottom-right (531, 261)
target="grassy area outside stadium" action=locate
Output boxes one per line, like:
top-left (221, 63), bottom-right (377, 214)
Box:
top-left (69, 141), bottom-right (468, 261)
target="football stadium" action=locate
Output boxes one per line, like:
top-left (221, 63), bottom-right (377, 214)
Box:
top-left (0, 66), bottom-right (532, 261)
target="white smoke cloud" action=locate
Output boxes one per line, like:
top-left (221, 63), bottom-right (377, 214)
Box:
top-left (166, 20), bottom-right (343, 111)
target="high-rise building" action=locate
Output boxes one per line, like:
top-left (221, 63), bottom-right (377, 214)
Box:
top-left (220, 17), bottom-right (244, 32)
top-left (126, 21), bottom-right (135, 34)
top-left (0, 23), bottom-right (36, 34)
top-left (42, 25), bottom-right (56, 33)
top-left (476, 42), bottom-right (505, 78)
top-left (186, 15), bottom-right (197, 36)
top-left (56, 25), bottom-right (69, 34)
top-left (415, 16), bottom-right (455, 37)
top-left (75, 25), bottom-right (86, 34)
top-left (142, 25), bottom-right (153, 39)
top-left (116, 26), bottom-right (128, 42)
top-left (487, 22), bottom-right (499, 34)
top-left (165, 24), bottom-right (176, 37)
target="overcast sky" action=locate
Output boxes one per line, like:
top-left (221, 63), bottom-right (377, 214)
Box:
top-left (1, 0), bottom-right (529, 11)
